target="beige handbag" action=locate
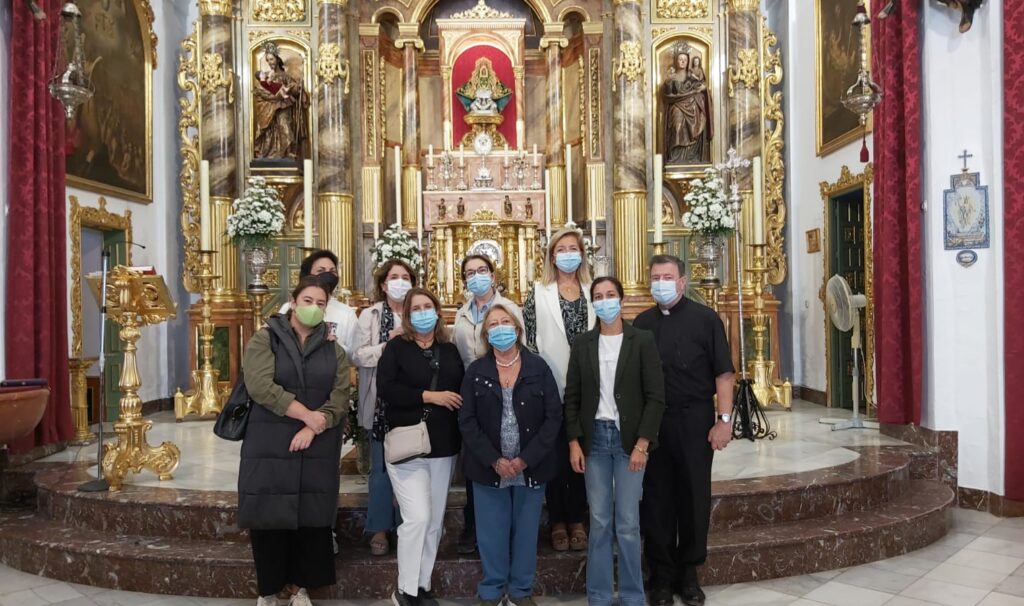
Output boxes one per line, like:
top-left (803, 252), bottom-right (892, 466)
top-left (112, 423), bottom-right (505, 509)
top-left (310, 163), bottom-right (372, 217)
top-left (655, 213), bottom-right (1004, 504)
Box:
top-left (384, 419), bottom-right (432, 464)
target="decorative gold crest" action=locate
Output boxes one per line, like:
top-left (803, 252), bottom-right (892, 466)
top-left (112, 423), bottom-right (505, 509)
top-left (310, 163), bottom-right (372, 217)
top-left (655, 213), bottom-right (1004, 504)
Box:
top-left (612, 41), bottom-right (645, 91)
top-left (451, 0), bottom-right (514, 20)
top-left (200, 52), bottom-right (235, 105)
top-left (316, 43), bottom-right (350, 94)
top-left (252, 0), bottom-right (306, 22)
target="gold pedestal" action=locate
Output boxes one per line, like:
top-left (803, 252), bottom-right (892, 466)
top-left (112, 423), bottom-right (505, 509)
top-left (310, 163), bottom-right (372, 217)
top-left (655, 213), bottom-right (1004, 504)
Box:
top-left (747, 245), bottom-right (792, 410)
top-left (175, 251), bottom-right (226, 420)
top-left (318, 192), bottom-right (355, 291)
top-left (68, 357), bottom-right (97, 444)
top-left (612, 190), bottom-right (648, 296)
top-left (460, 113), bottom-right (507, 147)
top-left (87, 266), bottom-right (180, 492)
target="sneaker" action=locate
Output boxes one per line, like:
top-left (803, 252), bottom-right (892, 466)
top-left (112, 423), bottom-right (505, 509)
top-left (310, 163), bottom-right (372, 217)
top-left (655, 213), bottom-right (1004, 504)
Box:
top-left (256, 596), bottom-right (279, 606)
top-left (418, 588), bottom-right (439, 606)
top-left (457, 525), bottom-right (477, 554)
top-left (509, 596), bottom-right (537, 606)
top-left (392, 589), bottom-right (421, 606)
top-left (289, 588), bottom-right (313, 606)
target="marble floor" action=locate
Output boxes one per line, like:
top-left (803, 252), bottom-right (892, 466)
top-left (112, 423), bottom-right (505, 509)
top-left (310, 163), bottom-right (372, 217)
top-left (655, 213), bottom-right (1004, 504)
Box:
top-left (38, 401), bottom-right (908, 491)
top-left (0, 509), bottom-right (1021, 606)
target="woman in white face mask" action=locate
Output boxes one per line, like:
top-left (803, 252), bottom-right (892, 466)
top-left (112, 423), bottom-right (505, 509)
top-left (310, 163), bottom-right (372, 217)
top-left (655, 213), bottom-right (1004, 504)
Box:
top-left (522, 227), bottom-right (595, 552)
top-left (351, 259), bottom-right (418, 557)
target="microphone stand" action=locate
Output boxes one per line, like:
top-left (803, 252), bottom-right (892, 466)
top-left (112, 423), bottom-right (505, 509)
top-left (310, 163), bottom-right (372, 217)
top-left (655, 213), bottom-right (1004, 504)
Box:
top-left (78, 248), bottom-right (111, 492)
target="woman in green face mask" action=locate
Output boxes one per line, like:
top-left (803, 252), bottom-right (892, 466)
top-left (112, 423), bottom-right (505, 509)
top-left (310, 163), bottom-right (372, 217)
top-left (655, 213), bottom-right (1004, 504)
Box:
top-left (239, 275), bottom-right (352, 606)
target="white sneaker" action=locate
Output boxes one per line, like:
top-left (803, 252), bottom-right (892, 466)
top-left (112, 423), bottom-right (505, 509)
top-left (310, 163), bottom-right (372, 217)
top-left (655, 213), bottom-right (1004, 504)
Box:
top-left (256, 596), bottom-right (279, 606)
top-left (290, 588), bottom-right (313, 606)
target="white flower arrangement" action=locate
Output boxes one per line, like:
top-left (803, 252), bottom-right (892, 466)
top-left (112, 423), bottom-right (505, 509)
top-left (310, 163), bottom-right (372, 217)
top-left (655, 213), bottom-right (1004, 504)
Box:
top-left (370, 223), bottom-right (424, 275)
top-left (681, 168), bottom-right (735, 237)
top-left (226, 177), bottom-right (286, 248)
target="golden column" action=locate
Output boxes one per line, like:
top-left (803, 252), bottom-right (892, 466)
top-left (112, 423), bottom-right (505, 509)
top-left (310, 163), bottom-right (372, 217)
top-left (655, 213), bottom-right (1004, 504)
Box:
top-left (611, 0), bottom-right (648, 295)
top-left (199, 0), bottom-right (240, 300)
top-left (540, 24), bottom-right (568, 227)
top-left (396, 27), bottom-right (423, 232)
top-left (317, 0), bottom-right (356, 291)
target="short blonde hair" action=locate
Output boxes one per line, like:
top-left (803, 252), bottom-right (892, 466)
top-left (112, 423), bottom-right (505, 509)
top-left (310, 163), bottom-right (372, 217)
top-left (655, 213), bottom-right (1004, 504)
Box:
top-left (541, 227), bottom-right (592, 285)
top-left (479, 302), bottom-right (525, 354)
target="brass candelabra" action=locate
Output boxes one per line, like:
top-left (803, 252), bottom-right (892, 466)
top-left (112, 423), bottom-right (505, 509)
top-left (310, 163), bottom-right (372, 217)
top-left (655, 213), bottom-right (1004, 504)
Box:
top-left (747, 244), bottom-right (792, 410)
top-left (174, 250), bottom-right (226, 420)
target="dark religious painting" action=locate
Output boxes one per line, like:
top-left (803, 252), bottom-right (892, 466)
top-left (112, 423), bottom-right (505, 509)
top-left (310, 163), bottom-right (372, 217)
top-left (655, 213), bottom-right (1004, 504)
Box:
top-left (66, 0), bottom-right (153, 202)
top-left (250, 39), bottom-right (311, 165)
top-left (816, 0), bottom-right (871, 156)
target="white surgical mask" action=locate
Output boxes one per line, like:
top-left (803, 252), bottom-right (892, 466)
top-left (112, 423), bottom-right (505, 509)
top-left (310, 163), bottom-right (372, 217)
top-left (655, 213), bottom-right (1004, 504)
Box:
top-left (386, 278), bottom-right (412, 302)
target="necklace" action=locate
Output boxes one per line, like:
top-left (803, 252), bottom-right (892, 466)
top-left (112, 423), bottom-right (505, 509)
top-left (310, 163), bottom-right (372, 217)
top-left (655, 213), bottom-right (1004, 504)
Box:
top-left (495, 352), bottom-right (521, 368)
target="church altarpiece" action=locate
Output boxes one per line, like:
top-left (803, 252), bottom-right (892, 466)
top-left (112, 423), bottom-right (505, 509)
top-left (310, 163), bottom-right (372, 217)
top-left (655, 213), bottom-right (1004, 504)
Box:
top-left (175, 0), bottom-right (794, 398)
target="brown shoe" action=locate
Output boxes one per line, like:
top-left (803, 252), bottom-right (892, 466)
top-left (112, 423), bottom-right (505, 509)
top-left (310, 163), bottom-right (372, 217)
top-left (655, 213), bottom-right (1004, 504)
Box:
top-left (550, 523), bottom-right (569, 551)
top-left (370, 532), bottom-right (389, 556)
top-left (568, 523), bottom-right (588, 551)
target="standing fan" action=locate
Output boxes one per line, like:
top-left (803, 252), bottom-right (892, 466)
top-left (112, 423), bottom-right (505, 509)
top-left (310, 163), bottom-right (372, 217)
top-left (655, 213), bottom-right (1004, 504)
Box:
top-left (819, 274), bottom-right (878, 431)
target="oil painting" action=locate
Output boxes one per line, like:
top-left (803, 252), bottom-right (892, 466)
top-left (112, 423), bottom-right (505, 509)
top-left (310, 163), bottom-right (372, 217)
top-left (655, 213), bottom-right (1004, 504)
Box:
top-left (815, 0), bottom-right (870, 156)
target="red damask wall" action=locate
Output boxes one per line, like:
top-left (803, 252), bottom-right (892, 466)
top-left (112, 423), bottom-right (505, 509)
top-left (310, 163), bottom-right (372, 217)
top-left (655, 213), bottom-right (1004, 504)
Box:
top-left (451, 46), bottom-right (517, 148)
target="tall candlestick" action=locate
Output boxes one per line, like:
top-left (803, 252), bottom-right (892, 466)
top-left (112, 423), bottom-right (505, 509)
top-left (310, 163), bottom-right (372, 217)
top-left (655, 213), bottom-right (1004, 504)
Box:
top-left (533, 144), bottom-right (539, 167)
top-left (427, 144), bottom-right (434, 168)
top-left (653, 154), bottom-right (664, 243)
top-left (303, 160), bottom-right (314, 248)
top-left (504, 143), bottom-right (510, 167)
top-left (373, 193), bottom-right (380, 241)
top-left (443, 120), bottom-right (452, 150)
top-left (544, 169), bottom-right (552, 237)
top-left (565, 144), bottom-right (573, 211)
top-left (751, 158), bottom-right (765, 245)
top-left (394, 145), bottom-right (402, 227)
top-left (416, 171), bottom-right (424, 250)
top-left (516, 120), bottom-right (525, 149)
top-left (459, 143), bottom-right (465, 167)
top-left (199, 160), bottom-right (211, 250)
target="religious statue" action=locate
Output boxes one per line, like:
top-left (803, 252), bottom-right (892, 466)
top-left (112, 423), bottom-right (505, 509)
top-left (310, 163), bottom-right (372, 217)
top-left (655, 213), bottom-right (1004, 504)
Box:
top-left (503, 195), bottom-right (513, 218)
top-left (457, 197), bottom-right (466, 219)
top-left (438, 198), bottom-right (447, 221)
top-left (470, 88), bottom-right (498, 115)
top-left (662, 42), bottom-right (713, 166)
top-left (525, 197), bottom-right (533, 220)
top-left (934, 0), bottom-right (985, 33)
top-left (456, 58), bottom-right (512, 116)
top-left (253, 42), bottom-right (310, 161)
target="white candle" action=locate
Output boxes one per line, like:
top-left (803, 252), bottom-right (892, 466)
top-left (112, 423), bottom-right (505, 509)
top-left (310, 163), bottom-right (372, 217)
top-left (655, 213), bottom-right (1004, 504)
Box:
top-left (199, 160), bottom-right (211, 250)
top-left (751, 158), bottom-right (765, 245)
top-left (394, 145), bottom-right (403, 226)
top-left (565, 144), bottom-right (573, 212)
top-left (544, 169), bottom-right (552, 237)
top-left (504, 143), bottom-right (510, 167)
top-left (518, 232), bottom-right (527, 293)
top-left (459, 144), bottom-right (465, 167)
top-left (428, 144), bottom-right (434, 168)
top-left (373, 194), bottom-right (380, 241)
top-left (653, 154), bottom-right (664, 243)
top-left (590, 194), bottom-right (597, 246)
top-left (303, 159), bottom-right (313, 248)
top-left (416, 171), bottom-right (424, 250)
top-left (533, 144), bottom-right (539, 167)
top-left (443, 120), bottom-right (452, 150)
top-left (516, 120), bottom-right (525, 149)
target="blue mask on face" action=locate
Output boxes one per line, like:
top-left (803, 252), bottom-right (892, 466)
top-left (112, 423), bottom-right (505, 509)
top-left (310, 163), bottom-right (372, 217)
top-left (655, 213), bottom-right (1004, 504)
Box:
top-left (651, 279), bottom-right (679, 306)
top-left (410, 309), bottom-right (439, 333)
top-left (554, 251), bottom-right (583, 273)
top-left (466, 273), bottom-right (493, 297)
top-left (593, 298), bottom-right (622, 324)
top-left (487, 325), bottom-right (518, 352)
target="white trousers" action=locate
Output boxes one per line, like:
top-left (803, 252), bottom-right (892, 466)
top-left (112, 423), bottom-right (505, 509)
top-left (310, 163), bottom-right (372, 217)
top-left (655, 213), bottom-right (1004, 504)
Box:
top-left (386, 455), bottom-right (455, 595)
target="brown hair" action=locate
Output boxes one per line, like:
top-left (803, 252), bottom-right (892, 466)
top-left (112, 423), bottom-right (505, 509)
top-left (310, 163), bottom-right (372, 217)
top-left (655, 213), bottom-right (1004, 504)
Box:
top-left (649, 254), bottom-right (686, 277)
top-left (372, 259), bottom-right (418, 302)
top-left (291, 275), bottom-right (331, 301)
top-left (590, 276), bottom-right (624, 299)
top-left (541, 227), bottom-right (592, 285)
top-left (460, 254), bottom-right (495, 284)
top-left (400, 288), bottom-right (451, 344)
top-left (479, 302), bottom-right (525, 354)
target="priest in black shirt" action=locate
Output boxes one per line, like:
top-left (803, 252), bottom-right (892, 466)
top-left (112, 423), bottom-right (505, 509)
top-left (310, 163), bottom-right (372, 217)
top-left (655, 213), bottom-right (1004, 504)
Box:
top-left (633, 255), bottom-right (735, 606)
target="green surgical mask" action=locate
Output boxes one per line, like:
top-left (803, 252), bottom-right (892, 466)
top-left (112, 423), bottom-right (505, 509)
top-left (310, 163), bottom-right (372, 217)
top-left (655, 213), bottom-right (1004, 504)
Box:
top-left (294, 304), bottom-right (325, 328)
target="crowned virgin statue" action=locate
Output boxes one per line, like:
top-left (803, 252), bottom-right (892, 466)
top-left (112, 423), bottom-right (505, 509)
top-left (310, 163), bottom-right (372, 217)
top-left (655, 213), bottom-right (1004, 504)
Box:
top-left (456, 58), bottom-right (512, 117)
top-left (253, 42), bottom-right (310, 161)
top-left (662, 42), bottom-right (713, 165)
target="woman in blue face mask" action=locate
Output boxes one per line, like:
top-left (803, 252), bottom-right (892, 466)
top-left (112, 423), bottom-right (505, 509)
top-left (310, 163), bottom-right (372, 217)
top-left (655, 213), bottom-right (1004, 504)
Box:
top-left (451, 254), bottom-right (525, 555)
top-left (377, 288), bottom-right (465, 606)
top-left (522, 227), bottom-right (594, 552)
top-left (563, 277), bottom-right (666, 606)
top-left (458, 302), bottom-right (562, 606)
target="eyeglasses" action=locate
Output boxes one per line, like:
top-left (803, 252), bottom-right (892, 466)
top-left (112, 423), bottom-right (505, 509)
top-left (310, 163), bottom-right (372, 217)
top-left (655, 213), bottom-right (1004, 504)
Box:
top-left (421, 347), bottom-right (440, 371)
top-left (316, 268), bottom-right (338, 275)
top-left (463, 267), bottom-right (491, 278)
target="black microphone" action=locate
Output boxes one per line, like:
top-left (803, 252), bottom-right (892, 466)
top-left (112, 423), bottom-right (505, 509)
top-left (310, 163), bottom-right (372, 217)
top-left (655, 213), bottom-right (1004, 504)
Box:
top-left (129, 241), bottom-right (147, 250)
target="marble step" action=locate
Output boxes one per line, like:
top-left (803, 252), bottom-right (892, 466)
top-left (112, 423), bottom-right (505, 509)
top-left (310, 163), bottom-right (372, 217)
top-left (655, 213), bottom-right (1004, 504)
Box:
top-left (0, 479), bottom-right (953, 599)
top-left (33, 447), bottom-right (915, 544)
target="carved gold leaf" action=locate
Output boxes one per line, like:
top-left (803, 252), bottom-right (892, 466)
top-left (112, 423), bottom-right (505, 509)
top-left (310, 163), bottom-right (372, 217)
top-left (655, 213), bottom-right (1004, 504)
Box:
top-left (178, 24), bottom-right (202, 293)
top-left (451, 0), bottom-right (514, 20)
top-left (656, 0), bottom-right (710, 20)
top-left (728, 48), bottom-right (760, 98)
top-left (612, 41), bottom-right (645, 92)
top-left (363, 50), bottom-right (377, 159)
top-left (317, 43), bottom-right (350, 94)
top-left (761, 19), bottom-right (787, 285)
top-left (252, 0), bottom-right (306, 22)
top-left (588, 48), bottom-right (601, 158)
top-left (200, 52), bottom-right (235, 105)
top-left (136, 0), bottom-right (159, 68)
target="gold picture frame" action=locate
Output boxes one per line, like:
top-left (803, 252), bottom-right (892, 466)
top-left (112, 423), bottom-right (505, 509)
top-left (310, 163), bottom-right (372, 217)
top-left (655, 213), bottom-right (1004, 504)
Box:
top-left (815, 0), bottom-right (871, 157)
top-left (806, 228), bottom-right (821, 253)
top-left (66, 0), bottom-right (156, 203)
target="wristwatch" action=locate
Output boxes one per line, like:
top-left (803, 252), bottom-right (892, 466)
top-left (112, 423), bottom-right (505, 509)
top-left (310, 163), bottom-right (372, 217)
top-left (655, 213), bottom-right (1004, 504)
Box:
top-left (717, 413), bottom-right (732, 424)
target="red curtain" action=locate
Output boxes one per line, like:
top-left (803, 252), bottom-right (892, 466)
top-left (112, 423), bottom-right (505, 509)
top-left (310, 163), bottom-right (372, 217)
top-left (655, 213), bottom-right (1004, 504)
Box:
top-left (4, 0), bottom-right (73, 453)
top-left (1004, 2), bottom-right (1024, 501)
top-left (451, 46), bottom-right (518, 148)
top-left (871, 1), bottom-right (924, 425)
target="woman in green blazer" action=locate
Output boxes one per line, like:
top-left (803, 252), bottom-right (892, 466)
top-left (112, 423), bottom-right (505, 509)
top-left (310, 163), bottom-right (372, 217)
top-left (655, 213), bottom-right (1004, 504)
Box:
top-left (563, 276), bottom-right (666, 606)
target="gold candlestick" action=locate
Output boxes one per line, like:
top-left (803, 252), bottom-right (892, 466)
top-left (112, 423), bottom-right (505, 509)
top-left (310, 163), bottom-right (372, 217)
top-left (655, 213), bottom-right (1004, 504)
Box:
top-left (746, 244), bottom-right (792, 410)
top-left (174, 250), bottom-right (226, 420)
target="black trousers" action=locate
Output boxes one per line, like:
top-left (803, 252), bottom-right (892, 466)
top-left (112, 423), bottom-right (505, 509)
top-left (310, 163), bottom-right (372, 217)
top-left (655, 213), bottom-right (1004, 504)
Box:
top-left (545, 431), bottom-right (588, 525)
top-left (464, 479), bottom-right (476, 529)
top-left (640, 405), bottom-right (715, 588)
top-left (250, 527), bottom-right (336, 597)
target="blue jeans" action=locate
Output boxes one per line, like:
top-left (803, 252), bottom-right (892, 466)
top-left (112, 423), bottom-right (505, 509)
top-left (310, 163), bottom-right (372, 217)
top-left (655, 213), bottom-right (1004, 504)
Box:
top-left (583, 420), bottom-right (646, 606)
top-left (473, 481), bottom-right (546, 600)
top-left (366, 438), bottom-right (401, 533)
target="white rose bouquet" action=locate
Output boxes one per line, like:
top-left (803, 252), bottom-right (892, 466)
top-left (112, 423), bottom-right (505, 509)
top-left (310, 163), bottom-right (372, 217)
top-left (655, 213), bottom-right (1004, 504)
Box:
top-left (681, 168), bottom-right (735, 237)
top-left (226, 177), bottom-right (286, 249)
top-left (370, 224), bottom-right (424, 275)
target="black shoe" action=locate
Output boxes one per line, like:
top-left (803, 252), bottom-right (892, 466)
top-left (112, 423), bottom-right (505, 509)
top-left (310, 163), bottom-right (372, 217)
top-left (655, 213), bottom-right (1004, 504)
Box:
top-left (677, 567), bottom-right (706, 606)
top-left (649, 585), bottom-right (673, 606)
top-left (392, 590), bottom-right (421, 606)
top-left (457, 525), bottom-right (477, 555)
top-left (418, 588), bottom-right (438, 606)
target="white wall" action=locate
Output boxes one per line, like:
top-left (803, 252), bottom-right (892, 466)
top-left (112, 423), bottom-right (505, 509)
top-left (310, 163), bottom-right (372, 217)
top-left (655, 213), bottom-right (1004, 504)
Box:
top-left (66, 2), bottom-right (197, 402)
top-left (921, 1), bottom-right (1004, 494)
top-left (777, 0), bottom-right (873, 392)
top-left (0, 1), bottom-right (10, 380)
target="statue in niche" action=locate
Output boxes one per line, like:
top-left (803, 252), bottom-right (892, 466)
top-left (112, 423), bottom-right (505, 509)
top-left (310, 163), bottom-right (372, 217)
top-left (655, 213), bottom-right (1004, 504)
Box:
top-left (470, 88), bottom-right (498, 114)
top-left (662, 42), bottom-right (713, 166)
top-left (457, 197), bottom-right (466, 218)
top-left (438, 198), bottom-right (447, 221)
top-left (253, 41), bottom-right (310, 161)
top-left (524, 197), bottom-right (533, 220)
top-left (503, 195), bottom-right (513, 217)
top-left (456, 58), bottom-right (512, 116)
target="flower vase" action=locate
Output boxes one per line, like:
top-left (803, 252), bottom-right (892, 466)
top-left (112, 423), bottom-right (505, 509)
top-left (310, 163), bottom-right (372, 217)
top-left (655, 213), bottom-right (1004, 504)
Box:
top-left (243, 245), bottom-right (274, 292)
top-left (694, 233), bottom-right (725, 290)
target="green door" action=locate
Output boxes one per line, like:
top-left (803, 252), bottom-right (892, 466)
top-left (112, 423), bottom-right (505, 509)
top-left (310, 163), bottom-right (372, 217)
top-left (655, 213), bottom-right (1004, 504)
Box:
top-left (101, 231), bottom-right (129, 423)
top-left (827, 191), bottom-right (865, 411)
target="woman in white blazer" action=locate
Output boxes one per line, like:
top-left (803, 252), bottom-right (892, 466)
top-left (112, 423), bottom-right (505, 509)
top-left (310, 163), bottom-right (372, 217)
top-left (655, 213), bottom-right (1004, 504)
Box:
top-left (351, 259), bottom-right (417, 557)
top-left (522, 226), bottom-right (594, 552)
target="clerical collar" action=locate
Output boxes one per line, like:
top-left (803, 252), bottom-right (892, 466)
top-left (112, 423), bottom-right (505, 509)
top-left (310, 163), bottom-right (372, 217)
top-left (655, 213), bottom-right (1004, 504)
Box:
top-left (659, 296), bottom-right (688, 316)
